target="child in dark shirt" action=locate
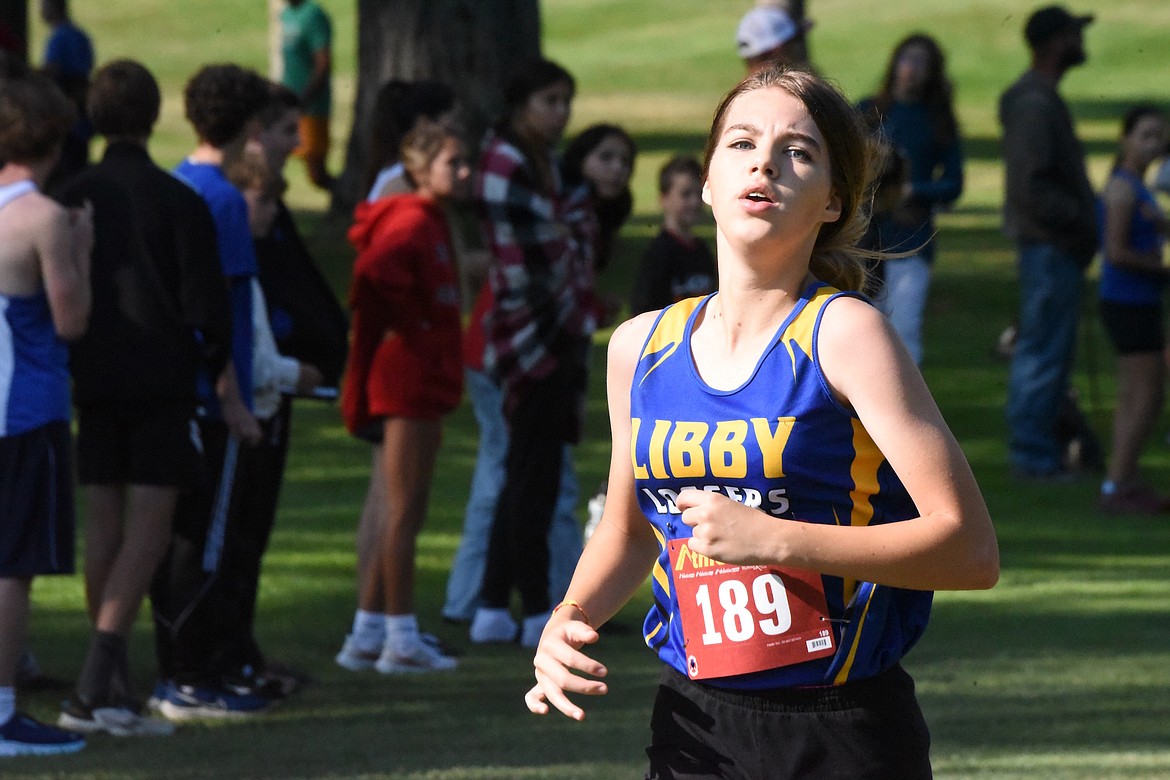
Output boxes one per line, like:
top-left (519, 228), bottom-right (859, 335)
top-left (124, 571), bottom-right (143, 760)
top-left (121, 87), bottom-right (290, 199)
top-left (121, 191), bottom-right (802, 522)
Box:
top-left (56, 58), bottom-right (228, 739)
top-left (630, 155), bottom-right (716, 315)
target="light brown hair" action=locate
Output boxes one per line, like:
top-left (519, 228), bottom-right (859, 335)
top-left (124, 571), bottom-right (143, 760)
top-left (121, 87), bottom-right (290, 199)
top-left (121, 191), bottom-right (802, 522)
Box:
top-left (399, 119), bottom-right (455, 189)
top-left (702, 67), bottom-right (883, 291)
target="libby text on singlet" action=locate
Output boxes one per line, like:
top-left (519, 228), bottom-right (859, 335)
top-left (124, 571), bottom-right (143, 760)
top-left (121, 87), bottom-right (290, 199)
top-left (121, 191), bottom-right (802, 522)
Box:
top-left (631, 417), bottom-right (796, 516)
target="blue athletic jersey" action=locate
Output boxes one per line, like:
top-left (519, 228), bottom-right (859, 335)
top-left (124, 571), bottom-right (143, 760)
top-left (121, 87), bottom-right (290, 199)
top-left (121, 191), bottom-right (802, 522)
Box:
top-left (632, 283), bottom-right (932, 690)
top-left (0, 291), bottom-right (71, 437)
top-left (1098, 170), bottom-right (1166, 305)
top-left (174, 160), bottom-right (256, 412)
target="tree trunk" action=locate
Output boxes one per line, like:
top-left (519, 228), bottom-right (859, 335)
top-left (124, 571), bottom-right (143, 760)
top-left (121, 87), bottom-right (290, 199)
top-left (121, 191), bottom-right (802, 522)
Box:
top-left (0, 0), bottom-right (28, 63)
top-left (333, 0), bottom-right (541, 212)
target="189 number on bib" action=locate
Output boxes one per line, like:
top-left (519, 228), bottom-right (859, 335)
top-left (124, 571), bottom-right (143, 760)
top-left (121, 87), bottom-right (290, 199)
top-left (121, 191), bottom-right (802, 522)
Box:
top-left (694, 573), bottom-right (791, 645)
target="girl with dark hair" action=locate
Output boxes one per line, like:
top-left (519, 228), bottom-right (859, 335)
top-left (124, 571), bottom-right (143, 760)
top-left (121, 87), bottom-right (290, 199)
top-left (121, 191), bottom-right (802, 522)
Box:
top-left (1096, 105), bottom-right (1170, 514)
top-left (446, 71), bottom-right (618, 634)
top-left (525, 67), bottom-right (998, 779)
top-left (858, 33), bottom-right (964, 365)
top-left (466, 57), bottom-right (596, 648)
top-left (560, 123), bottom-right (636, 271)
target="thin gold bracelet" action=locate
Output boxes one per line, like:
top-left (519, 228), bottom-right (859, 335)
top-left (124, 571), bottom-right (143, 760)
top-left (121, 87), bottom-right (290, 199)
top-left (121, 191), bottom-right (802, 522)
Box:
top-left (551, 599), bottom-right (591, 627)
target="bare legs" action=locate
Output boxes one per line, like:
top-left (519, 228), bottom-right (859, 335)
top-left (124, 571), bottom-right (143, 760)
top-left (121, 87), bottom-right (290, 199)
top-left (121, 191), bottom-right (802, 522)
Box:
top-left (70, 484), bottom-right (177, 717)
top-left (341, 416), bottom-right (453, 672)
top-left (377, 418), bottom-right (442, 615)
top-left (1105, 352), bottom-right (1165, 489)
top-left (84, 485), bottom-right (177, 635)
top-left (356, 447), bottom-right (387, 614)
top-left (356, 418), bottom-right (442, 615)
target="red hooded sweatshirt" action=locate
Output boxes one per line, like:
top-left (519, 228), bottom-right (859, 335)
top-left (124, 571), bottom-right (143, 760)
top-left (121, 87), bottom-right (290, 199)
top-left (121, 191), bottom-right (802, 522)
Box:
top-left (341, 194), bottom-right (463, 433)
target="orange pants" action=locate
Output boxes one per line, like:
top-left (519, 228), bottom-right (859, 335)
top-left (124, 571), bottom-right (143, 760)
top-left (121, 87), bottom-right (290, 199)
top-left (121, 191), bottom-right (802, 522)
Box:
top-left (294, 115), bottom-right (332, 189)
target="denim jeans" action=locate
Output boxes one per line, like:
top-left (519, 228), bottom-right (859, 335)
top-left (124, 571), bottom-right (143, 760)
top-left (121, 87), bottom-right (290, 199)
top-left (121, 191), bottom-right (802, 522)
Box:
top-left (1006, 242), bottom-right (1084, 474)
top-left (441, 369), bottom-right (583, 621)
top-left (876, 254), bottom-right (931, 366)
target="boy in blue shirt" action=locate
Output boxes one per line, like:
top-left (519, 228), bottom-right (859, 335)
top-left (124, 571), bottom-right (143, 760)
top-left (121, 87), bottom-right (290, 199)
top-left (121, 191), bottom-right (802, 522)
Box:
top-left (150, 64), bottom-right (271, 722)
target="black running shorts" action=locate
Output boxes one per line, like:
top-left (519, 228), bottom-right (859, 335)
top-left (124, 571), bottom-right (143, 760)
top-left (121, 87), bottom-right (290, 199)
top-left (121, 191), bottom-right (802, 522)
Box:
top-left (76, 401), bottom-right (202, 488)
top-left (0, 421), bottom-right (75, 576)
top-left (644, 664), bottom-right (933, 780)
top-left (1098, 299), bottom-right (1165, 355)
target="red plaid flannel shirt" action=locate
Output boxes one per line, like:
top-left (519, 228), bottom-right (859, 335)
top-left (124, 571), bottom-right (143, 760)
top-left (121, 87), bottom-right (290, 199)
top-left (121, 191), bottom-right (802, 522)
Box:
top-left (476, 133), bottom-right (598, 410)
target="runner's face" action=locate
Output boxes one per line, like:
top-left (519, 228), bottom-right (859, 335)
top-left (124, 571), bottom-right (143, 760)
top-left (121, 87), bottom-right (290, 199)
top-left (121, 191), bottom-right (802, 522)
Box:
top-left (702, 86), bottom-right (840, 252)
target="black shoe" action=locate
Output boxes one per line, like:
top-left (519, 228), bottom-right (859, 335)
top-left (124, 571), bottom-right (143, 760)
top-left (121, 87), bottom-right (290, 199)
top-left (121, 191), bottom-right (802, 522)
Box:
top-left (258, 661), bottom-right (313, 697)
top-left (219, 670), bottom-right (286, 703)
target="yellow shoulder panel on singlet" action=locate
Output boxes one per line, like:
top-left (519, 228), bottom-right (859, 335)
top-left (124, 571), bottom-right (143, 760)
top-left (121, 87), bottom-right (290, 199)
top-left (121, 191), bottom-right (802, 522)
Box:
top-left (779, 284), bottom-right (841, 374)
top-left (637, 296), bottom-right (706, 385)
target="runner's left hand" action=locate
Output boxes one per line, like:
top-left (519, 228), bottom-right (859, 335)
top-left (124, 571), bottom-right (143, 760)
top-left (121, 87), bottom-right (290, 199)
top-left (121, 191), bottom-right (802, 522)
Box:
top-left (676, 488), bottom-right (779, 565)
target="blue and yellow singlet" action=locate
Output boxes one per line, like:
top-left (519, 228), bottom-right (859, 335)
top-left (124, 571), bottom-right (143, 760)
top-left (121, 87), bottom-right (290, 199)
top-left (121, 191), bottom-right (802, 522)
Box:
top-left (631, 282), bottom-right (932, 690)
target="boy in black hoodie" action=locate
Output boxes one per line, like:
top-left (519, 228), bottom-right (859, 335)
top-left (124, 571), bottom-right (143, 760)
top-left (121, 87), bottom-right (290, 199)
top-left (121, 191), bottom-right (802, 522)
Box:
top-left (55, 59), bottom-right (230, 737)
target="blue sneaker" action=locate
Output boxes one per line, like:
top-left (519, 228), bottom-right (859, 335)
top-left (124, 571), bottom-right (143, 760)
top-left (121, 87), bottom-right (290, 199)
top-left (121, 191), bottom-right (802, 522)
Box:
top-left (0, 712), bottom-right (86, 757)
top-left (158, 683), bottom-right (268, 722)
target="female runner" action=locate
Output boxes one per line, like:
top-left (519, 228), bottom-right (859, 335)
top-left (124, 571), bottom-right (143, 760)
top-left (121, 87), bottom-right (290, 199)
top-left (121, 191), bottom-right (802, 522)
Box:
top-left (525, 67), bottom-right (999, 779)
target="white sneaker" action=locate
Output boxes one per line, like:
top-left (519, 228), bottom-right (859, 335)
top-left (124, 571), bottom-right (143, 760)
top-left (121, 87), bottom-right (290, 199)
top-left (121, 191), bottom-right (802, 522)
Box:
top-left (469, 608), bottom-right (518, 644)
top-left (520, 611), bottom-right (552, 648)
top-left (375, 640), bottom-right (457, 674)
top-left (335, 634), bottom-right (381, 671)
top-left (59, 705), bottom-right (175, 737)
top-left (96, 708), bottom-right (176, 737)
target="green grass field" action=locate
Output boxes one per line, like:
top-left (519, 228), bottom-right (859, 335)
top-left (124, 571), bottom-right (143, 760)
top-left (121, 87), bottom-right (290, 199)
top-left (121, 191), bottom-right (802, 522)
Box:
top-left (9, 1), bottom-right (1170, 777)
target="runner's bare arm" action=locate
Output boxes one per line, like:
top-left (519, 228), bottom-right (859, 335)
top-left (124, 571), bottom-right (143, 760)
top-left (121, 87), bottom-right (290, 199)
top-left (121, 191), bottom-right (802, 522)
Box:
top-left (527, 313), bottom-right (662, 720)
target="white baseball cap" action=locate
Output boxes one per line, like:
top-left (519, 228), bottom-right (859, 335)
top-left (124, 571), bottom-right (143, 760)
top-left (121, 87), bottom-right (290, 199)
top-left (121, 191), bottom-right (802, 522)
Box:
top-left (736, 6), bottom-right (799, 59)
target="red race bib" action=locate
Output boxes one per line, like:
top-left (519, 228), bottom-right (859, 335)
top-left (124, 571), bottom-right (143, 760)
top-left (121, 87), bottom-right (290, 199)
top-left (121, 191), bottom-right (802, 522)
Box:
top-left (667, 539), bottom-right (836, 680)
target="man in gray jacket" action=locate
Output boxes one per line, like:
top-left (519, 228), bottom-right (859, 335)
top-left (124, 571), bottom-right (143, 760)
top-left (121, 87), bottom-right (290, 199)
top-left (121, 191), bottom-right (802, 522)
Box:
top-left (1000, 5), bottom-right (1096, 480)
